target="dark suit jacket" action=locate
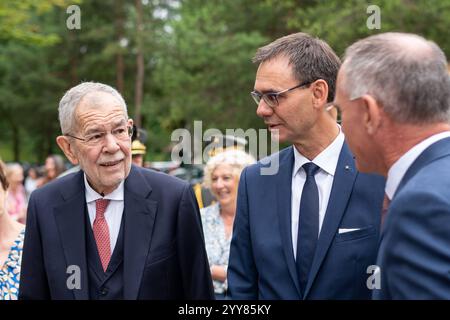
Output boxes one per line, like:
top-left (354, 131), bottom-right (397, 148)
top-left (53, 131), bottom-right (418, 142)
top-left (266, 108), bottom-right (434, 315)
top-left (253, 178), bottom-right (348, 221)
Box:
top-left (19, 165), bottom-right (214, 300)
top-left (374, 137), bottom-right (450, 299)
top-left (228, 143), bottom-right (385, 299)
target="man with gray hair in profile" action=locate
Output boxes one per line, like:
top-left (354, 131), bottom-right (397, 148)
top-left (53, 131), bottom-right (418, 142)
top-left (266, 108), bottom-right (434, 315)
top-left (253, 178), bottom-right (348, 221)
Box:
top-left (20, 82), bottom-right (214, 300)
top-left (334, 32), bottom-right (450, 299)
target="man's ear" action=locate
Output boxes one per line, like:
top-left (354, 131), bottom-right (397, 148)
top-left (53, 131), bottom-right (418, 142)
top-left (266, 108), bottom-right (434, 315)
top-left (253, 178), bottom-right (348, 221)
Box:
top-left (361, 95), bottom-right (382, 135)
top-left (56, 136), bottom-right (79, 165)
top-left (311, 79), bottom-right (329, 109)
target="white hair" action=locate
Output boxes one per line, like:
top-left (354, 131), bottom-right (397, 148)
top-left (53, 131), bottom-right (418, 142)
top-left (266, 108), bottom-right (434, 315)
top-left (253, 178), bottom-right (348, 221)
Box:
top-left (58, 82), bottom-right (128, 134)
top-left (5, 163), bottom-right (23, 178)
top-left (203, 149), bottom-right (256, 190)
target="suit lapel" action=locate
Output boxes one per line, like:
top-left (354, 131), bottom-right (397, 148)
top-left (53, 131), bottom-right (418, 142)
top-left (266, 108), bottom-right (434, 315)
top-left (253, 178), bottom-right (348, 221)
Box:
top-left (303, 142), bottom-right (357, 298)
top-left (380, 137), bottom-right (450, 241)
top-left (275, 147), bottom-right (302, 297)
top-left (123, 166), bottom-right (157, 300)
top-left (53, 171), bottom-right (90, 300)
top-left (395, 137), bottom-right (450, 197)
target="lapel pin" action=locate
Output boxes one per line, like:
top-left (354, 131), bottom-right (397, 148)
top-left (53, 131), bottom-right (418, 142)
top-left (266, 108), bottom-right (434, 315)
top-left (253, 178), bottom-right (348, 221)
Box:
top-left (345, 165), bottom-right (350, 171)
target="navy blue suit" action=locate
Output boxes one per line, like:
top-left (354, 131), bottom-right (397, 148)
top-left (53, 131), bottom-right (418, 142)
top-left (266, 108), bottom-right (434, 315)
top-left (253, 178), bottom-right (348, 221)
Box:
top-left (228, 144), bottom-right (385, 299)
top-left (19, 165), bottom-right (214, 300)
top-left (374, 137), bottom-right (450, 299)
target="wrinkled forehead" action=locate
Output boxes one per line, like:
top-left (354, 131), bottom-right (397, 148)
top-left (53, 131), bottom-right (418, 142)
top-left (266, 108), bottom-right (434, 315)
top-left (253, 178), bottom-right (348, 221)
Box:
top-left (75, 91), bottom-right (127, 130)
top-left (82, 91), bottom-right (122, 106)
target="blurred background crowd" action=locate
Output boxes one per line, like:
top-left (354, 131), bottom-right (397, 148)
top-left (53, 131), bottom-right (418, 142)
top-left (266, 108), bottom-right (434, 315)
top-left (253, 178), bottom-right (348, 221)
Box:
top-left (1, 0), bottom-right (450, 165)
top-left (1, 0), bottom-right (450, 300)
top-left (1, 0), bottom-right (449, 223)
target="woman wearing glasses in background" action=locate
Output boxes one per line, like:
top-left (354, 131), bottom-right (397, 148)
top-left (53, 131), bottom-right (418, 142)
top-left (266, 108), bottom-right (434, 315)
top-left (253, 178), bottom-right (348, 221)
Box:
top-left (0, 160), bottom-right (25, 300)
top-left (200, 149), bottom-right (255, 299)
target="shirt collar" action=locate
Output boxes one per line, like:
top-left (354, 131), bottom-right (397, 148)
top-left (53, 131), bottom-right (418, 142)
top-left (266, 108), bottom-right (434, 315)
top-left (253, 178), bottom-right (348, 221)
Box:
top-left (84, 172), bottom-right (124, 203)
top-left (385, 131), bottom-right (450, 200)
top-left (293, 125), bottom-right (345, 177)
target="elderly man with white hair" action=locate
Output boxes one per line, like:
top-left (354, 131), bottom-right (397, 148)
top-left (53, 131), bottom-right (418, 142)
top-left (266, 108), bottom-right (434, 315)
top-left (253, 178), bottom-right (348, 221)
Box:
top-left (19, 82), bottom-right (214, 300)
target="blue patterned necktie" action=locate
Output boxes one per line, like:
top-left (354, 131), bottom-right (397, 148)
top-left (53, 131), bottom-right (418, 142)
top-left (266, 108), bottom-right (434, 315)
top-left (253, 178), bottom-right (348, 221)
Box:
top-left (296, 162), bottom-right (320, 294)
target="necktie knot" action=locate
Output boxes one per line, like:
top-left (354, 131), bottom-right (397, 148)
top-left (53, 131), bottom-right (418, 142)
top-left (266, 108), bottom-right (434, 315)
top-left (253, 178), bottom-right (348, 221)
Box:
top-left (95, 199), bottom-right (110, 219)
top-left (302, 162), bottom-right (320, 177)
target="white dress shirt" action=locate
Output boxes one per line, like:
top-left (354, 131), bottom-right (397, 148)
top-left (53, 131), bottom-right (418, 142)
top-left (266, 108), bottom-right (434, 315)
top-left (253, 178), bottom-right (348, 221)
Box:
top-left (84, 174), bottom-right (124, 253)
top-left (385, 131), bottom-right (450, 201)
top-left (291, 127), bottom-right (345, 259)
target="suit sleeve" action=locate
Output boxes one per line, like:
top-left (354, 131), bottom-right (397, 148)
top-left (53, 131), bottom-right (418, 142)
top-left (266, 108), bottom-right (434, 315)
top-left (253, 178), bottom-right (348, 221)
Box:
top-left (380, 190), bottom-right (450, 299)
top-left (227, 168), bottom-right (258, 299)
top-left (177, 184), bottom-right (215, 299)
top-left (19, 193), bottom-right (50, 300)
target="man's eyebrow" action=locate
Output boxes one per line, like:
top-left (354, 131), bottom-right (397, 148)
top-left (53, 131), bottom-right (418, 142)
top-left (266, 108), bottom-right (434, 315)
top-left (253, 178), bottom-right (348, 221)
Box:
top-left (84, 127), bottom-right (104, 135)
top-left (111, 118), bottom-right (127, 127)
top-left (84, 118), bottom-right (127, 135)
top-left (254, 88), bottom-right (279, 94)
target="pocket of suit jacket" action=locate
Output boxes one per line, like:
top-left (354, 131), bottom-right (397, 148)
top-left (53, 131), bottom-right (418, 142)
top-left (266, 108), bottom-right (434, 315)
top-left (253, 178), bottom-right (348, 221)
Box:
top-left (334, 225), bottom-right (376, 243)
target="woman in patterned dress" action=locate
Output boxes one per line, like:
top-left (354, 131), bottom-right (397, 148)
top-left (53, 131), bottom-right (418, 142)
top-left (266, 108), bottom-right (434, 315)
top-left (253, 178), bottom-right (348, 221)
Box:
top-left (200, 149), bottom-right (255, 299)
top-left (0, 160), bottom-right (25, 300)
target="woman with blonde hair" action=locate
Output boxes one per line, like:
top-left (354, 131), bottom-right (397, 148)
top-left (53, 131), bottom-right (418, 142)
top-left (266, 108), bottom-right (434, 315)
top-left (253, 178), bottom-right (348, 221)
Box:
top-left (0, 160), bottom-right (25, 300)
top-left (5, 163), bottom-right (27, 223)
top-left (200, 149), bottom-right (255, 299)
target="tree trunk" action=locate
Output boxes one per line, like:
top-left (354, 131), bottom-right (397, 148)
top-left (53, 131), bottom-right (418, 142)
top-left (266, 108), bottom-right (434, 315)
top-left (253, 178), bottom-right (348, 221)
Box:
top-left (69, 31), bottom-right (78, 86)
top-left (134, 0), bottom-right (144, 128)
top-left (115, 0), bottom-right (125, 94)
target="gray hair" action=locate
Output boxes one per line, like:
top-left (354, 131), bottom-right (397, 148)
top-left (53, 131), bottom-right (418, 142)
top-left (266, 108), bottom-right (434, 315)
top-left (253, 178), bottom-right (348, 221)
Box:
top-left (342, 32), bottom-right (450, 124)
top-left (253, 32), bottom-right (341, 102)
top-left (58, 82), bottom-right (128, 134)
top-left (203, 149), bottom-right (256, 190)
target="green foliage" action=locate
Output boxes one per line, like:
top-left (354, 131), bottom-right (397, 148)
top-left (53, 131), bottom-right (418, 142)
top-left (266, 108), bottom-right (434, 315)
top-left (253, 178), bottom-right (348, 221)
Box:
top-left (1, 0), bottom-right (450, 162)
top-left (0, 0), bottom-right (78, 45)
top-left (287, 0), bottom-right (450, 55)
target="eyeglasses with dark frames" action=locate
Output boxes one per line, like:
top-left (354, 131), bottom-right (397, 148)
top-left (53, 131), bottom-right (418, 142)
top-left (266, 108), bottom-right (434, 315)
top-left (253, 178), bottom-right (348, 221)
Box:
top-left (250, 80), bottom-right (313, 108)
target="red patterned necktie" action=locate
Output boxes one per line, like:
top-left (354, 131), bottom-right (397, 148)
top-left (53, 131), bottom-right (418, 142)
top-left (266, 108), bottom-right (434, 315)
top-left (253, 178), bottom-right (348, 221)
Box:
top-left (381, 193), bottom-right (391, 227)
top-left (93, 199), bottom-right (111, 272)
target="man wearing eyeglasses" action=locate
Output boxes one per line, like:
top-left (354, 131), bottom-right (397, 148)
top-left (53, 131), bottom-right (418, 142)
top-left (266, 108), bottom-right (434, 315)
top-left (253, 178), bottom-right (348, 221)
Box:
top-left (19, 82), bottom-right (214, 300)
top-left (228, 33), bottom-right (385, 299)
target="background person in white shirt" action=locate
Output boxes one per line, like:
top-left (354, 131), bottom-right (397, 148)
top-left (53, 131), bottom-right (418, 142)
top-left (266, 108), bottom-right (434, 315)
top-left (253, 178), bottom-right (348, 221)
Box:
top-left (335, 32), bottom-right (450, 299)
